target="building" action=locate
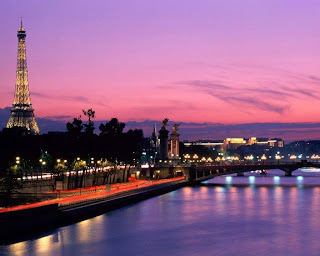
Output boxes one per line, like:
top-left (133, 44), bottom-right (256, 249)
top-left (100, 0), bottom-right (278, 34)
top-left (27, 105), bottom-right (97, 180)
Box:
top-left (150, 123), bottom-right (160, 150)
top-left (223, 138), bottom-right (247, 150)
top-left (248, 137), bottom-right (284, 148)
top-left (183, 140), bottom-right (224, 151)
top-left (6, 19), bottom-right (39, 135)
top-left (184, 137), bottom-right (284, 150)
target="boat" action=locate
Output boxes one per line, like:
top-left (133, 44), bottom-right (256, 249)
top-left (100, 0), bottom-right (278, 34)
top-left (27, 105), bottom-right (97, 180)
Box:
top-left (259, 169), bottom-right (268, 175)
top-left (251, 169), bottom-right (268, 175)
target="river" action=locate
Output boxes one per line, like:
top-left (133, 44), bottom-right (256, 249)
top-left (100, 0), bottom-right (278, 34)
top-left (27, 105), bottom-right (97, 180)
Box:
top-left (2, 169), bottom-right (320, 256)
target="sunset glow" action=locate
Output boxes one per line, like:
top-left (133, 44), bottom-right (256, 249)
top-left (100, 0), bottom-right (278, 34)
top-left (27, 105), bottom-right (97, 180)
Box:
top-left (1, 1), bottom-right (320, 139)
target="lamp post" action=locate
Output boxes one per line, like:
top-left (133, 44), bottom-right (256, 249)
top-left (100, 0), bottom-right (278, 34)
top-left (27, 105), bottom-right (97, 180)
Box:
top-left (15, 156), bottom-right (20, 165)
top-left (42, 161), bottom-right (46, 180)
top-left (184, 154), bottom-right (191, 163)
top-left (193, 154), bottom-right (199, 163)
top-left (94, 160), bottom-right (101, 192)
top-left (261, 154), bottom-right (267, 164)
top-left (39, 159), bottom-right (43, 180)
top-left (244, 155), bottom-right (254, 163)
top-left (290, 155), bottom-right (297, 163)
top-left (230, 156), bottom-right (239, 165)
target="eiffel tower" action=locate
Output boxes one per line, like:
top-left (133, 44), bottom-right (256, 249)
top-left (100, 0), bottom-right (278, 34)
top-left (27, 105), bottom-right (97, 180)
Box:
top-left (6, 19), bottom-right (40, 134)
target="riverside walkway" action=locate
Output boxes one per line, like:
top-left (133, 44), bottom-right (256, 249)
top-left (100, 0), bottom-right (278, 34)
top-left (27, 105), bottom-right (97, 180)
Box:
top-left (0, 177), bottom-right (185, 213)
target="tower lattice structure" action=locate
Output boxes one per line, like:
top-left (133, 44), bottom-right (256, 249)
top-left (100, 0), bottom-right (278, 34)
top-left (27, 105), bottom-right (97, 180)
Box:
top-left (6, 19), bottom-right (40, 134)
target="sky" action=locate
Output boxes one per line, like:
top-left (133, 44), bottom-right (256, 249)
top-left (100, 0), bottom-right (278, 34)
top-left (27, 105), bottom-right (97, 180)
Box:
top-left (1, 0), bottom-right (320, 140)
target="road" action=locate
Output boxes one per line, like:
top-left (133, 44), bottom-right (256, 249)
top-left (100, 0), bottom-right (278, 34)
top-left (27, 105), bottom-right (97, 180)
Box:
top-left (0, 177), bottom-right (185, 213)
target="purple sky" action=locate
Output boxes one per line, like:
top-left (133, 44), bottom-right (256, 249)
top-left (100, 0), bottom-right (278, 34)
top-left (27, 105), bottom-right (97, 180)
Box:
top-left (1, 1), bottom-right (320, 139)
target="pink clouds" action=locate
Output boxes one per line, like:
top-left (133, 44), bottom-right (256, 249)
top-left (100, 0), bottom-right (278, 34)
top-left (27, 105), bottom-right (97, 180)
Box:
top-left (0, 0), bottom-right (320, 129)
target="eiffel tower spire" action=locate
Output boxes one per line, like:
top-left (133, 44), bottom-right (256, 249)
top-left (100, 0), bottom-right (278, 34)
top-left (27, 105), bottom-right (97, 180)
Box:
top-left (6, 19), bottom-right (40, 134)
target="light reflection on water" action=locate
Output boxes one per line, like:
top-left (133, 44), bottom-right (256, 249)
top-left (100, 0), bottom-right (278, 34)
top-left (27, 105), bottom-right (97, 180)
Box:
top-left (2, 172), bottom-right (320, 255)
top-left (208, 169), bottom-right (320, 187)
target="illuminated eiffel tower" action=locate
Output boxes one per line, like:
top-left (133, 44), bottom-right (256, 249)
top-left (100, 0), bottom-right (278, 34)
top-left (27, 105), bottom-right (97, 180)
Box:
top-left (6, 19), bottom-right (40, 134)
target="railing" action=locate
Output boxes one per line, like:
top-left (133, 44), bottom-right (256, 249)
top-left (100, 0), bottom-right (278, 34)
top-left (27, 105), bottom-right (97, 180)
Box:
top-left (58, 179), bottom-right (186, 211)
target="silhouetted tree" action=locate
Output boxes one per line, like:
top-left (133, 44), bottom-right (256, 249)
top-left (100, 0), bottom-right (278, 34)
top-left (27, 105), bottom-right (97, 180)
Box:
top-left (66, 116), bottom-right (83, 136)
top-left (127, 129), bottom-right (144, 142)
top-left (82, 108), bottom-right (95, 135)
top-left (72, 160), bottom-right (88, 188)
top-left (0, 165), bottom-right (22, 196)
top-left (99, 118), bottom-right (125, 135)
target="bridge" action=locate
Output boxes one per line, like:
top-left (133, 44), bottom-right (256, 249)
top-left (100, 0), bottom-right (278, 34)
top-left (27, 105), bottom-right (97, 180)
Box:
top-left (151, 161), bottom-right (320, 184)
top-left (188, 161), bottom-right (320, 183)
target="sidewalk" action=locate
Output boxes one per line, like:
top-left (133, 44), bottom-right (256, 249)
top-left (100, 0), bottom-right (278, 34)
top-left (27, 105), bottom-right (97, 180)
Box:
top-left (0, 177), bottom-right (185, 213)
top-left (47, 178), bottom-right (149, 198)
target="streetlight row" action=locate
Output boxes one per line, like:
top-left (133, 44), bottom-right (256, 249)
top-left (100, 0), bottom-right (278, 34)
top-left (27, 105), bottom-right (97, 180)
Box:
top-left (15, 157), bottom-right (105, 166)
top-left (182, 153), bottom-right (320, 162)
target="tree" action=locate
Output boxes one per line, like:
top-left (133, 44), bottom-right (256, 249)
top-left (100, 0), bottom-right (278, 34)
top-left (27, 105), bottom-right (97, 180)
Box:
top-left (99, 118), bottom-right (125, 135)
top-left (0, 165), bottom-right (22, 196)
top-left (72, 160), bottom-right (88, 188)
top-left (54, 163), bottom-right (67, 180)
top-left (67, 116), bottom-right (83, 136)
top-left (82, 108), bottom-right (95, 135)
top-left (127, 129), bottom-right (144, 142)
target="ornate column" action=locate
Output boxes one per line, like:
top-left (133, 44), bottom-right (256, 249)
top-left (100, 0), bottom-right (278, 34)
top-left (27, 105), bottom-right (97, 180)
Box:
top-left (169, 124), bottom-right (180, 159)
top-left (159, 118), bottom-right (169, 160)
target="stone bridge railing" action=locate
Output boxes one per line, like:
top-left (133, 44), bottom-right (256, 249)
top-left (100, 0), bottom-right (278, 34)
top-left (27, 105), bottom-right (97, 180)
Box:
top-left (151, 161), bottom-right (320, 183)
top-left (189, 161), bottom-right (320, 182)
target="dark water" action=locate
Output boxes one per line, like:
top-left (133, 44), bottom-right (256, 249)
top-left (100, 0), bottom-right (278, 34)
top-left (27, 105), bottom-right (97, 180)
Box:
top-left (2, 169), bottom-right (320, 256)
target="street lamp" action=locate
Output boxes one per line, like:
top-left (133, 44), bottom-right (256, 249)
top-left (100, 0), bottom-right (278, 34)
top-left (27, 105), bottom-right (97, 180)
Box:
top-left (311, 154), bottom-right (320, 162)
top-left (184, 154), bottom-right (191, 162)
top-left (42, 161), bottom-right (46, 179)
top-left (230, 156), bottom-right (239, 164)
top-left (244, 155), bottom-right (254, 162)
top-left (193, 154), bottom-right (199, 163)
top-left (290, 155), bottom-right (297, 162)
top-left (94, 160), bottom-right (102, 192)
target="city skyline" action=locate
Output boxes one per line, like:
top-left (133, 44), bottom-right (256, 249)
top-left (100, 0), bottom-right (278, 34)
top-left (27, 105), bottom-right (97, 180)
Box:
top-left (1, 1), bottom-right (320, 140)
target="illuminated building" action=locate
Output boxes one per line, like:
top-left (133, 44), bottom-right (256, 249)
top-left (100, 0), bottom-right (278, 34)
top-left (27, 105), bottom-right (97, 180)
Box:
top-left (6, 19), bottom-right (40, 134)
top-left (248, 137), bottom-right (284, 148)
top-left (151, 123), bottom-right (160, 150)
top-left (184, 137), bottom-right (284, 150)
top-left (183, 140), bottom-right (224, 151)
top-left (223, 138), bottom-right (247, 150)
top-left (140, 124), bottom-right (160, 165)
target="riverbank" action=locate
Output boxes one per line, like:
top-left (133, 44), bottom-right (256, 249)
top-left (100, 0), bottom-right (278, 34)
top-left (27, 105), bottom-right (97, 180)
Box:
top-left (0, 177), bottom-right (188, 245)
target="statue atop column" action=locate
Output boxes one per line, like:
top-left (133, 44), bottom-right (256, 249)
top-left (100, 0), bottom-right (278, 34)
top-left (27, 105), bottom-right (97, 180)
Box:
top-left (172, 123), bottom-right (180, 133)
top-left (158, 118), bottom-right (169, 161)
top-left (161, 118), bottom-right (169, 129)
top-left (169, 123), bottom-right (180, 160)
